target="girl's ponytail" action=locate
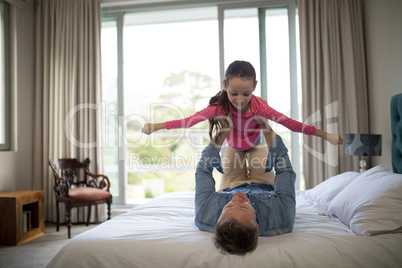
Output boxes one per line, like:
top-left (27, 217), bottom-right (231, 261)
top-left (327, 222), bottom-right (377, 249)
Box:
top-left (208, 90), bottom-right (230, 146)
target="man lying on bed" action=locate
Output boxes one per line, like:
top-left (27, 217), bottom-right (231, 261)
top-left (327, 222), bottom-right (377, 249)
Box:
top-left (195, 114), bottom-right (296, 255)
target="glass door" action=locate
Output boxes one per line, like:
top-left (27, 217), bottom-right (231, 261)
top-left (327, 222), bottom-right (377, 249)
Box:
top-left (101, 19), bottom-right (121, 203)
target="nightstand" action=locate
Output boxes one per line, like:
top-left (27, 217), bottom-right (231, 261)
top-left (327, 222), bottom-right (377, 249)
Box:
top-left (0, 191), bottom-right (44, 246)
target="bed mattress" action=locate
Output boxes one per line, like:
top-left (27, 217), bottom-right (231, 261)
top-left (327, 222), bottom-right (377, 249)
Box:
top-left (47, 191), bottom-right (402, 267)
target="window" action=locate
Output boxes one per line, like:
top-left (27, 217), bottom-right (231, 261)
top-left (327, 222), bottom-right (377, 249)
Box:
top-left (0, 0), bottom-right (10, 151)
top-left (101, 0), bottom-right (302, 204)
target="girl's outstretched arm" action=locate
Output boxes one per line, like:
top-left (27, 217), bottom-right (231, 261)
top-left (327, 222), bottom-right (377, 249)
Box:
top-left (142, 122), bottom-right (166, 135)
top-left (257, 96), bottom-right (343, 145)
top-left (314, 129), bottom-right (343, 145)
top-left (143, 105), bottom-right (223, 135)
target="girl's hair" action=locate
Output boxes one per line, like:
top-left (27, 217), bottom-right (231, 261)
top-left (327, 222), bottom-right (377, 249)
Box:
top-left (208, 60), bottom-right (256, 144)
top-left (223, 60), bottom-right (256, 86)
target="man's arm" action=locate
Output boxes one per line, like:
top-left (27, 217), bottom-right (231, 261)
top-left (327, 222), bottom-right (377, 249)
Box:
top-left (253, 115), bottom-right (295, 198)
top-left (195, 114), bottom-right (232, 216)
top-left (194, 144), bottom-right (218, 216)
top-left (252, 117), bottom-right (296, 235)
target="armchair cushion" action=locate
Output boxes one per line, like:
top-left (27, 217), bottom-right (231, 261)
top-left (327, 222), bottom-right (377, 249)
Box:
top-left (69, 188), bottom-right (112, 203)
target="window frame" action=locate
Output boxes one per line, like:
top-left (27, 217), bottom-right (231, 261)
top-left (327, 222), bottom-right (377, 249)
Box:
top-left (0, 0), bottom-right (10, 151)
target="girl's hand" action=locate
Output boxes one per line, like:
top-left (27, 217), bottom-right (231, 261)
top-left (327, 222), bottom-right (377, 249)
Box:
top-left (314, 129), bottom-right (343, 145)
top-left (326, 132), bottom-right (344, 145)
top-left (142, 122), bottom-right (166, 135)
top-left (142, 123), bottom-right (155, 135)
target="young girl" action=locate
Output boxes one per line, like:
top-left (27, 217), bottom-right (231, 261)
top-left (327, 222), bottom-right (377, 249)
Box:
top-left (142, 60), bottom-right (343, 150)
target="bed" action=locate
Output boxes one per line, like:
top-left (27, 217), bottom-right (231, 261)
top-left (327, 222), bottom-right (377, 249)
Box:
top-left (47, 93), bottom-right (402, 268)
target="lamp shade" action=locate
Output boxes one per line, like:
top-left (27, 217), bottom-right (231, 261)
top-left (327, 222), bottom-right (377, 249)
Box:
top-left (344, 133), bottom-right (382, 156)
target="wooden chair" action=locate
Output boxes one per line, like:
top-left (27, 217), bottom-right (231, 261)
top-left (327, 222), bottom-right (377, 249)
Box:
top-left (48, 158), bottom-right (112, 238)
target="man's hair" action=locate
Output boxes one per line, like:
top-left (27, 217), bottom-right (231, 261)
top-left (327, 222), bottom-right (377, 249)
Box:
top-left (214, 218), bottom-right (259, 255)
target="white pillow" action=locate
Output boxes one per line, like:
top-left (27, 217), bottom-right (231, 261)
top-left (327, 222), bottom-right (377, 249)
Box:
top-left (327, 165), bottom-right (402, 236)
top-left (304, 171), bottom-right (360, 214)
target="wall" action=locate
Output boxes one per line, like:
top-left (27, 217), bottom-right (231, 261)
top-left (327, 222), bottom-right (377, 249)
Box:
top-left (364, 0), bottom-right (402, 171)
top-left (0, 2), bottom-right (35, 191)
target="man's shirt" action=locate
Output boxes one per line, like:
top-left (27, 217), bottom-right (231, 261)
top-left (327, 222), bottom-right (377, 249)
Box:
top-left (195, 135), bottom-right (296, 236)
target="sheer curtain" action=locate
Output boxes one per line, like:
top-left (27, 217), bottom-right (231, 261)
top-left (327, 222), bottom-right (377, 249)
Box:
top-left (298, 0), bottom-right (369, 188)
top-left (32, 0), bottom-right (104, 222)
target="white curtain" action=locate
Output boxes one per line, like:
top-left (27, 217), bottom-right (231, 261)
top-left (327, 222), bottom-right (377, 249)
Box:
top-left (298, 0), bottom-right (369, 188)
top-left (33, 0), bottom-right (105, 223)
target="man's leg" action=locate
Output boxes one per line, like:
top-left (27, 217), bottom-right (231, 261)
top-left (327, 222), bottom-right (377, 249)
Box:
top-left (246, 143), bottom-right (275, 186)
top-left (219, 146), bottom-right (249, 191)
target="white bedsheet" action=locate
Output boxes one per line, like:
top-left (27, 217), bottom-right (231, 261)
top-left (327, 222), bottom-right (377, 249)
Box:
top-left (47, 191), bottom-right (402, 268)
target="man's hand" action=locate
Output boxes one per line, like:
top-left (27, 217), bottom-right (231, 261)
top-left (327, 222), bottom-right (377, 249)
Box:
top-left (253, 115), bottom-right (276, 150)
top-left (213, 113), bottom-right (232, 150)
top-left (216, 113), bottom-right (232, 133)
top-left (253, 115), bottom-right (270, 130)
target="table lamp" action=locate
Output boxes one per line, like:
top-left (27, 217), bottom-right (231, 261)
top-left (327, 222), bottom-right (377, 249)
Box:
top-left (344, 133), bottom-right (382, 173)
